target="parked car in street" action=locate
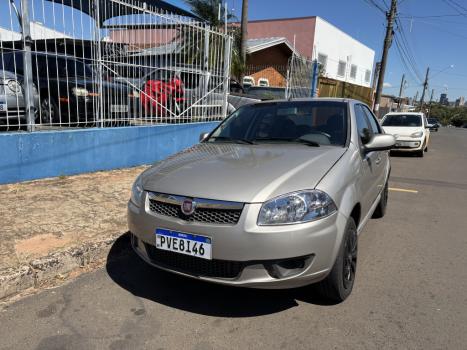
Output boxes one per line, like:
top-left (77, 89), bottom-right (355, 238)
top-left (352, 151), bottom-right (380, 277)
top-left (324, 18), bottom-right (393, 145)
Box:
top-left (0, 70), bottom-right (39, 127)
top-left (244, 86), bottom-right (286, 100)
top-left (128, 98), bottom-right (395, 302)
top-left (2, 51), bottom-right (132, 125)
top-left (381, 112), bottom-right (430, 157)
top-left (427, 117), bottom-right (440, 132)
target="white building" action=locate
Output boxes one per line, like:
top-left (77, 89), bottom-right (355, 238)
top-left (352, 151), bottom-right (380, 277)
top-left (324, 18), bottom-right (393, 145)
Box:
top-left (246, 16), bottom-right (376, 87)
top-left (313, 17), bottom-right (375, 87)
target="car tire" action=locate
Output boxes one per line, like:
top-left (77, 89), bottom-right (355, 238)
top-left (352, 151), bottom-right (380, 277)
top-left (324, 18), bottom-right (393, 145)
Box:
top-left (417, 149), bottom-right (424, 157)
top-left (372, 180), bottom-right (388, 219)
top-left (316, 217), bottom-right (358, 303)
top-left (39, 97), bottom-right (59, 124)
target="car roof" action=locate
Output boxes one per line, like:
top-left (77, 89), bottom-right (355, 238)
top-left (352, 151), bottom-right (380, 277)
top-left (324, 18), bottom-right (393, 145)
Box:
top-left (253, 97), bottom-right (357, 104)
top-left (384, 112), bottom-right (423, 116)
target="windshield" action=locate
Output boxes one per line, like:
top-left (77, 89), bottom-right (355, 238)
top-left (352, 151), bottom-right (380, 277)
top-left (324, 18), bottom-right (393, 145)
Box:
top-left (382, 114), bottom-right (422, 127)
top-left (207, 101), bottom-right (348, 146)
top-left (428, 118), bottom-right (438, 123)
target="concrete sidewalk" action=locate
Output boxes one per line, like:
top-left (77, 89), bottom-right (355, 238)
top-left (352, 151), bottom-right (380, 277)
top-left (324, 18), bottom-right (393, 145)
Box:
top-left (0, 166), bottom-right (147, 300)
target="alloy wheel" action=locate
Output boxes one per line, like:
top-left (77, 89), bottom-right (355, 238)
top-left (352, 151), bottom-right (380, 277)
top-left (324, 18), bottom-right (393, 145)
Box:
top-left (343, 228), bottom-right (358, 290)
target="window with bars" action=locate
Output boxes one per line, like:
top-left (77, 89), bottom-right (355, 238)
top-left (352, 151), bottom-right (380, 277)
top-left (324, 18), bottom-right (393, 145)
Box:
top-left (350, 64), bottom-right (357, 79)
top-left (317, 53), bottom-right (328, 71)
top-left (337, 60), bottom-right (346, 77)
top-left (365, 69), bottom-right (371, 83)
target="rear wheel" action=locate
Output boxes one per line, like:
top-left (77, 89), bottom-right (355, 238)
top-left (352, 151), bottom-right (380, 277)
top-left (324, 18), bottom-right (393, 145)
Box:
top-left (316, 217), bottom-right (358, 303)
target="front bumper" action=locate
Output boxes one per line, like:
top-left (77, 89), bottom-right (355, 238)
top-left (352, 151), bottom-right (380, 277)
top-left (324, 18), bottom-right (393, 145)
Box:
top-left (392, 137), bottom-right (424, 151)
top-left (127, 194), bottom-right (348, 289)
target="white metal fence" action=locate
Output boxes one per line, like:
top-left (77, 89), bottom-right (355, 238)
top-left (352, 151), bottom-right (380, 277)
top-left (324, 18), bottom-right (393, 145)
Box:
top-left (285, 54), bottom-right (316, 99)
top-left (0, 0), bottom-right (232, 132)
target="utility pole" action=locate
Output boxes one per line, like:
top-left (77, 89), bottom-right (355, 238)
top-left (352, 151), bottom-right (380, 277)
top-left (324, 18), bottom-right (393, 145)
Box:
top-left (371, 62), bottom-right (381, 108)
top-left (397, 73), bottom-right (405, 111)
top-left (240, 0), bottom-right (248, 79)
top-left (419, 67), bottom-right (429, 109)
top-left (413, 91), bottom-right (419, 106)
top-left (374, 0), bottom-right (397, 115)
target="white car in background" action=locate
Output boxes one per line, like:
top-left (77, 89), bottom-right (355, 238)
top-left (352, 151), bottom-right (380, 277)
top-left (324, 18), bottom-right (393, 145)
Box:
top-left (381, 112), bottom-right (430, 157)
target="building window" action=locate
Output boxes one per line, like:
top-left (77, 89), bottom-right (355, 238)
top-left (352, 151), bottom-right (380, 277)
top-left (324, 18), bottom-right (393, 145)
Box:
top-left (337, 60), bottom-right (346, 77)
top-left (350, 64), bottom-right (357, 79)
top-left (365, 69), bottom-right (371, 83)
top-left (317, 53), bottom-right (328, 71)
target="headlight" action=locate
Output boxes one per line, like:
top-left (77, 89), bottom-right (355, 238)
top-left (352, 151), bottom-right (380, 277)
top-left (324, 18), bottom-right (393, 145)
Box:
top-left (7, 80), bottom-right (22, 94)
top-left (130, 176), bottom-right (144, 206)
top-left (72, 87), bottom-right (89, 97)
top-left (258, 190), bottom-right (337, 226)
top-left (411, 131), bottom-right (423, 138)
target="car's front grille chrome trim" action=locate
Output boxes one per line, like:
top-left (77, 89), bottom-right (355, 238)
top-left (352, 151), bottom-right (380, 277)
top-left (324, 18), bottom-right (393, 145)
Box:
top-left (147, 192), bottom-right (244, 225)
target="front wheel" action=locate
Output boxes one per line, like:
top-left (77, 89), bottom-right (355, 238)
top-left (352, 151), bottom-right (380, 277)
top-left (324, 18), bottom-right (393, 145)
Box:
top-left (316, 217), bottom-right (358, 303)
top-left (39, 97), bottom-right (59, 125)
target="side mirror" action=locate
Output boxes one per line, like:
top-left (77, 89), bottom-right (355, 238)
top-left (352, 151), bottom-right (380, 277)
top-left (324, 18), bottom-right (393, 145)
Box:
top-left (364, 134), bottom-right (395, 153)
top-left (199, 132), bottom-right (209, 142)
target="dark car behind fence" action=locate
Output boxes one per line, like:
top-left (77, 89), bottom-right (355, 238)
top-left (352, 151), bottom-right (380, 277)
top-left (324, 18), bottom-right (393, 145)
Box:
top-left (0, 0), bottom-right (232, 132)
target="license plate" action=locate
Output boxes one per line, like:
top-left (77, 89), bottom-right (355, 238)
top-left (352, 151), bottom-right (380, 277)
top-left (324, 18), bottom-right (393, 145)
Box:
top-left (155, 228), bottom-right (212, 260)
top-left (0, 103), bottom-right (6, 112)
top-left (111, 104), bottom-right (128, 113)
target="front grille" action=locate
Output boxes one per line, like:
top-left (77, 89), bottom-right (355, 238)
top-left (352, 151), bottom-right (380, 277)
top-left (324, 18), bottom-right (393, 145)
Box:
top-left (144, 244), bottom-right (244, 279)
top-left (148, 199), bottom-right (243, 225)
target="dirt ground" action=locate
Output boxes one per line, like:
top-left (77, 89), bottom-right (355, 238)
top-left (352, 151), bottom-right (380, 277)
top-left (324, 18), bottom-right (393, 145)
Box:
top-left (0, 166), bottom-right (148, 270)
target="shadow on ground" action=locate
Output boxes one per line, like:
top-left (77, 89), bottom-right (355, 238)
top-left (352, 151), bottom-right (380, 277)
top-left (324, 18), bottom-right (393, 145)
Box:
top-left (390, 150), bottom-right (425, 158)
top-left (106, 234), bottom-right (336, 318)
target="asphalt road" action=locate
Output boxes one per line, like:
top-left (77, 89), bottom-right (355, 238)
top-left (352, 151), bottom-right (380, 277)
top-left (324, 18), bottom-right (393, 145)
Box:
top-left (1, 128), bottom-right (467, 350)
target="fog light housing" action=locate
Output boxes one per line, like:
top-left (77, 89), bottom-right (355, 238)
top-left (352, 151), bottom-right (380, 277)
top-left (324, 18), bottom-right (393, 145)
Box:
top-left (264, 255), bottom-right (314, 279)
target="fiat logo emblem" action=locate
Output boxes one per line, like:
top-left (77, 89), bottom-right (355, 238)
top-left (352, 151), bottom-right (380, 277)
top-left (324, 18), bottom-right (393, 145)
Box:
top-left (181, 199), bottom-right (196, 215)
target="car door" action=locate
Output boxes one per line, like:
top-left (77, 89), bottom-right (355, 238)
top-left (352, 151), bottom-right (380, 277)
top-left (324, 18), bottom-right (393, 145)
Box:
top-left (354, 104), bottom-right (380, 219)
top-left (423, 115), bottom-right (430, 146)
top-left (361, 105), bottom-right (388, 194)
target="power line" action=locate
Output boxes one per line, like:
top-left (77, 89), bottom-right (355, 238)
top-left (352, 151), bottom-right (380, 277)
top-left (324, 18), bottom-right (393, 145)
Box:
top-left (361, 0), bottom-right (387, 14)
top-left (394, 18), bottom-right (424, 82)
top-left (442, 0), bottom-right (467, 16)
top-left (398, 13), bottom-right (467, 18)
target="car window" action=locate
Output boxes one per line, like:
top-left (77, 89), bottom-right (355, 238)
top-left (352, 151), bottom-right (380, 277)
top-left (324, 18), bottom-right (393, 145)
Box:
top-left (354, 105), bottom-right (372, 144)
top-left (208, 101), bottom-right (348, 146)
top-left (361, 105), bottom-right (381, 134)
top-left (382, 114), bottom-right (422, 127)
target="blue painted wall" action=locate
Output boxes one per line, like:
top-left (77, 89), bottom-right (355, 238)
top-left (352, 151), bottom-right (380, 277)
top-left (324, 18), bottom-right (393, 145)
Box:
top-left (0, 122), bottom-right (219, 184)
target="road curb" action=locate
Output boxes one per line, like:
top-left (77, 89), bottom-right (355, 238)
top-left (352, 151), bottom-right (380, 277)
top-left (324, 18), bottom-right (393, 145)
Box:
top-left (0, 234), bottom-right (130, 301)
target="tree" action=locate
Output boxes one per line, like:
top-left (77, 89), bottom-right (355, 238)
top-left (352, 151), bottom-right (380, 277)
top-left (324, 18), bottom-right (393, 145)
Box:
top-left (184, 0), bottom-right (245, 79)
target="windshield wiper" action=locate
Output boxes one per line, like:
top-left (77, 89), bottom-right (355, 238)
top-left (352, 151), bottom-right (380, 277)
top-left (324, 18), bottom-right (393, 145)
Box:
top-left (209, 136), bottom-right (256, 145)
top-left (294, 138), bottom-right (320, 147)
top-left (253, 137), bottom-right (320, 147)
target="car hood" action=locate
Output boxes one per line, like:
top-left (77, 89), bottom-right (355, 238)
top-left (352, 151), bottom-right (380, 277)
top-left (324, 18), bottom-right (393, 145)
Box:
top-left (141, 143), bottom-right (346, 203)
top-left (382, 126), bottom-right (423, 137)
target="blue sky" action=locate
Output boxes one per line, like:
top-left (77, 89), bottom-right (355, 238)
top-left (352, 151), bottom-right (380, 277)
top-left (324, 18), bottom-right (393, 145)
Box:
top-left (1, 0), bottom-right (466, 102)
top-left (170, 0), bottom-right (467, 102)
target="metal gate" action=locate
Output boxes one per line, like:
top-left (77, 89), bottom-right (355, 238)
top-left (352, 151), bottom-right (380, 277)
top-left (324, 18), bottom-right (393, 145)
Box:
top-left (0, 0), bottom-right (232, 131)
top-left (286, 53), bottom-right (317, 100)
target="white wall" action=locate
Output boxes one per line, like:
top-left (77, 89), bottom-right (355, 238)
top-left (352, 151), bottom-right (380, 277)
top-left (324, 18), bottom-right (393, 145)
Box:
top-left (313, 17), bottom-right (375, 88)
